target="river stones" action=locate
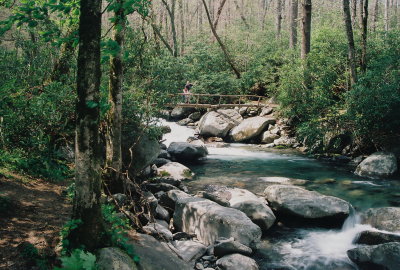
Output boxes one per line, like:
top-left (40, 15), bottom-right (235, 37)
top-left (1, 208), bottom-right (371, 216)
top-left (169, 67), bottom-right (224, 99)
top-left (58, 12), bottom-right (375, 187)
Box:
top-left (213, 238), bottom-right (253, 257)
top-left (173, 197), bottom-right (262, 247)
top-left (156, 162), bottom-right (194, 181)
top-left (167, 142), bottom-right (208, 162)
top-left (360, 207), bottom-right (400, 232)
top-left (198, 109), bottom-right (243, 138)
top-left (257, 176), bottom-right (308, 186)
top-left (264, 185), bottom-right (351, 227)
top-left (261, 131), bottom-right (280, 144)
top-left (129, 234), bottom-right (192, 270)
top-left (355, 230), bottom-right (400, 245)
top-left (355, 151), bottom-right (398, 178)
top-left (347, 242), bottom-right (400, 270)
top-left (97, 247), bottom-right (138, 270)
top-left (216, 254), bottom-right (259, 270)
top-left (202, 185), bottom-right (276, 231)
top-left (127, 136), bottom-right (160, 174)
top-left (171, 107), bottom-right (195, 120)
top-left (143, 223), bottom-right (173, 241)
top-left (230, 116), bottom-right (276, 142)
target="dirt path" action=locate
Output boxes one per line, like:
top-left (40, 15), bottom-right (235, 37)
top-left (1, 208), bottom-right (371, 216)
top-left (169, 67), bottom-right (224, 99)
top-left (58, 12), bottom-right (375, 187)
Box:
top-left (0, 176), bottom-right (71, 269)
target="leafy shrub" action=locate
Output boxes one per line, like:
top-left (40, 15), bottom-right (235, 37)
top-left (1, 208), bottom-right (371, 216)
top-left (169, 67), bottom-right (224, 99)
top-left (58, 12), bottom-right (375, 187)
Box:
top-left (54, 249), bottom-right (97, 270)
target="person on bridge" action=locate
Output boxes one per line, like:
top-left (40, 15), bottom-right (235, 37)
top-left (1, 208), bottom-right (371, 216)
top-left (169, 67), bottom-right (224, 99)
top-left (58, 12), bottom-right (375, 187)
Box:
top-left (183, 82), bottom-right (193, 104)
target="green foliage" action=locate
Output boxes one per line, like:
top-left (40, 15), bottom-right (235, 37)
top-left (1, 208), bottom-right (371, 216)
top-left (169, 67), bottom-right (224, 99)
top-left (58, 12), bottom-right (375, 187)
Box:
top-left (102, 204), bottom-right (139, 262)
top-left (54, 249), bottom-right (97, 270)
top-left (60, 219), bottom-right (83, 253)
top-left (20, 242), bottom-right (49, 270)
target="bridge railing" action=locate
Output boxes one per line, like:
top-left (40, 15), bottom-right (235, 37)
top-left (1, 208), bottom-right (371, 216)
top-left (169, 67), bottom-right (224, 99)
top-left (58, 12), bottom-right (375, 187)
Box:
top-left (164, 93), bottom-right (267, 108)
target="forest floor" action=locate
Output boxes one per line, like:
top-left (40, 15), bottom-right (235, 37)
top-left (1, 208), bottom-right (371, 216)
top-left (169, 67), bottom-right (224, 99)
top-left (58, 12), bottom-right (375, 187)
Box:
top-left (0, 172), bottom-right (71, 270)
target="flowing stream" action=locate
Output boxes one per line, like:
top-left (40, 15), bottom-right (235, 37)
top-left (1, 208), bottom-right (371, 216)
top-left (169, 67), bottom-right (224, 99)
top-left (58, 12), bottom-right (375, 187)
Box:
top-left (161, 120), bottom-right (400, 270)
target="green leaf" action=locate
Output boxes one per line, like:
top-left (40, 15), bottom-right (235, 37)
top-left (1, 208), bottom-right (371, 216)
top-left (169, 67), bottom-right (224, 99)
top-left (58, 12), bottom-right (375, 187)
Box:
top-left (86, 101), bottom-right (98, 109)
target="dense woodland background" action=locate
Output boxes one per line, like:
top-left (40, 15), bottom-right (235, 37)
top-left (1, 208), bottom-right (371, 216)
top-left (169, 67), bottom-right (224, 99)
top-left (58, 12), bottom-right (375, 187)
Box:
top-left (0, 0), bottom-right (399, 266)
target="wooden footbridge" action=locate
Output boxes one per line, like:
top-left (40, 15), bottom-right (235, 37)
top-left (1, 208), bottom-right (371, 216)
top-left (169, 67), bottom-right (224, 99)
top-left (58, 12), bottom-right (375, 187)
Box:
top-left (164, 93), bottom-right (271, 109)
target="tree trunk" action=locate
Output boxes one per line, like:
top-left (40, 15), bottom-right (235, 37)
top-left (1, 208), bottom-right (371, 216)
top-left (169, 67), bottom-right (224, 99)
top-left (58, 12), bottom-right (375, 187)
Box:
top-left (68, 0), bottom-right (106, 251)
top-left (201, 0), bottom-right (241, 79)
top-left (359, 0), bottom-right (364, 26)
top-left (162, 0), bottom-right (178, 57)
top-left (301, 0), bottom-right (312, 60)
top-left (289, 0), bottom-right (298, 48)
top-left (233, 0), bottom-right (250, 29)
top-left (385, 0), bottom-right (390, 31)
top-left (361, 0), bottom-right (368, 72)
top-left (51, 27), bottom-right (77, 83)
top-left (213, 0), bottom-right (228, 30)
top-left (105, 0), bottom-right (125, 193)
top-left (276, 0), bottom-right (283, 39)
top-left (179, 0), bottom-right (185, 55)
top-left (372, 0), bottom-right (379, 31)
top-left (351, 0), bottom-right (357, 27)
top-left (343, 0), bottom-right (357, 86)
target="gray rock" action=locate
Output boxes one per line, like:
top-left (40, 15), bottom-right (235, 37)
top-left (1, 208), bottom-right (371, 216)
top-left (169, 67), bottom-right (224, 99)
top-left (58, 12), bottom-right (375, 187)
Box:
top-left (355, 152), bottom-right (398, 178)
top-left (127, 136), bottom-right (160, 175)
top-left (261, 131), bottom-right (280, 144)
top-left (360, 207), bottom-right (400, 232)
top-left (347, 242), bottom-right (400, 270)
top-left (143, 191), bottom-right (158, 213)
top-left (160, 143), bottom-right (167, 150)
top-left (214, 238), bottom-right (252, 257)
top-left (189, 112), bottom-right (202, 121)
top-left (199, 109), bottom-right (243, 138)
top-left (167, 142), bottom-right (208, 162)
top-left (155, 219), bottom-right (169, 228)
top-left (173, 232), bottom-right (196, 241)
top-left (143, 223), bottom-right (173, 241)
top-left (157, 162), bottom-right (194, 181)
top-left (259, 107), bottom-right (273, 116)
top-left (173, 197), bottom-right (262, 247)
top-left (153, 158), bottom-right (171, 167)
top-left (172, 240), bottom-right (207, 262)
top-left (109, 193), bottom-right (127, 205)
top-left (230, 116), bottom-right (275, 142)
top-left (216, 254), bottom-right (259, 270)
top-left (155, 205), bottom-right (170, 221)
top-left (129, 234), bottom-right (192, 270)
top-left (273, 136), bottom-right (297, 147)
top-left (203, 185), bottom-right (276, 232)
top-left (257, 176), bottom-right (308, 186)
top-left (97, 247), bottom-right (138, 270)
top-left (355, 230), bottom-right (400, 245)
top-left (171, 107), bottom-right (195, 120)
top-left (264, 185), bottom-right (351, 227)
top-left (143, 182), bottom-right (179, 194)
top-left (158, 150), bottom-right (171, 159)
top-left (177, 118), bottom-right (194, 126)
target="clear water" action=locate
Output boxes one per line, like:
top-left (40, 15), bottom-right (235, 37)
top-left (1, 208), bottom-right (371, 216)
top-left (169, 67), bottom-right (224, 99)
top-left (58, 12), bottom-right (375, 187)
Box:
top-left (161, 121), bottom-right (400, 270)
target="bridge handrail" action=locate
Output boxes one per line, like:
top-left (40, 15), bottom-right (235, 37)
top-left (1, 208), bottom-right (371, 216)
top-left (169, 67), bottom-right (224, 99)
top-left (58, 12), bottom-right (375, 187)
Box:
top-left (168, 93), bottom-right (264, 99)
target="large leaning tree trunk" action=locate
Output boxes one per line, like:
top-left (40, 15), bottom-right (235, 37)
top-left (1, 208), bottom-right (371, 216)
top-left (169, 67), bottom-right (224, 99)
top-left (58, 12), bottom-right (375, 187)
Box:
top-left (105, 0), bottom-right (125, 193)
top-left (213, 0), bottom-right (228, 30)
top-left (289, 0), bottom-right (298, 48)
top-left (68, 0), bottom-right (107, 251)
top-left (343, 0), bottom-right (357, 86)
top-left (201, 0), bottom-right (241, 79)
top-left (360, 0), bottom-right (368, 72)
top-left (301, 0), bottom-right (312, 60)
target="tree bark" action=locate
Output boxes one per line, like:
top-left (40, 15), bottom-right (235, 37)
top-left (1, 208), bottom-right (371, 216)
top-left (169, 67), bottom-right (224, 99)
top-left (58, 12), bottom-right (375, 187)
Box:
top-left (161, 0), bottom-right (178, 57)
top-left (361, 0), bottom-right (368, 72)
top-left (289, 0), bottom-right (298, 48)
top-left (385, 0), bottom-right (390, 31)
top-left (68, 0), bottom-right (106, 251)
top-left (351, 0), bottom-right (357, 27)
top-left (372, 0), bottom-right (379, 31)
top-left (359, 0), bottom-right (364, 26)
top-left (276, 0), bottom-right (283, 39)
top-left (105, 0), bottom-right (125, 193)
top-left (201, 0), bottom-right (241, 79)
top-left (343, 0), bottom-right (357, 86)
top-left (213, 0), bottom-right (228, 30)
top-left (179, 0), bottom-right (185, 55)
top-left (301, 0), bottom-right (312, 60)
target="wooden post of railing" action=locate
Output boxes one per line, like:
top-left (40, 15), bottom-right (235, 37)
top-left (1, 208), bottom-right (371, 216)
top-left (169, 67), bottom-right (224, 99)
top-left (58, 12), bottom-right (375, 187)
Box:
top-left (196, 95), bottom-right (200, 107)
top-left (218, 95), bottom-right (222, 106)
top-left (257, 96), bottom-right (261, 107)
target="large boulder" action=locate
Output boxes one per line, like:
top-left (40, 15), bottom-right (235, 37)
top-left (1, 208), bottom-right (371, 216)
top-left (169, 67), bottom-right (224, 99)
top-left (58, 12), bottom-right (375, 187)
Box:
top-left (167, 142), bottom-right (208, 162)
top-left (170, 240), bottom-right (207, 262)
top-left (216, 254), bottom-right (259, 270)
top-left (355, 230), bottom-right (400, 245)
top-left (203, 185), bottom-right (276, 232)
top-left (156, 162), bottom-right (194, 181)
top-left (143, 223), bottom-right (173, 241)
top-left (264, 185), bottom-right (351, 227)
top-left (129, 234), bottom-right (192, 270)
top-left (198, 109), bottom-right (243, 138)
top-left (355, 152), bottom-right (398, 178)
top-left (347, 242), bottom-right (400, 270)
top-left (171, 107), bottom-right (195, 120)
top-left (127, 136), bottom-right (160, 175)
top-left (230, 116), bottom-right (276, 142)
top-left (173, 197), bottom-right (262, 247)
top-left (97, 247), bottom-right (138, 270)
top-left (360, 207), bottom-right (400, 232)
top-left (261, 131), bottom-right (280, 144)
top-left (213, 238), bottom-right (252, 257)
